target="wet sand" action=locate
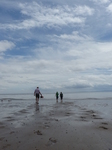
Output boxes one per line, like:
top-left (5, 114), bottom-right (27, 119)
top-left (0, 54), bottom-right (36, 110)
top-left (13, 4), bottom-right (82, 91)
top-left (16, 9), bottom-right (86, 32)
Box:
top-left (0, 99), bottom-right (112, 150)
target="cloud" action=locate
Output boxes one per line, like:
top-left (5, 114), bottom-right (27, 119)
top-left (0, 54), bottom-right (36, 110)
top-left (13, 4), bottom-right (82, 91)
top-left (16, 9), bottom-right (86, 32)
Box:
top-left (0, 2), bottom-right (95, 30)
top-left (0, 40), bottom-right (15, 52)
top-left (107, 3), bottom-right (112, 13)
top-left (92, 0), bottom-right (110, 4)
top-left (0, 0), bottom-right (112, 93)
top-left (1, 31), bottom-right (112, 92)
top-left (39, 32), bottom-right (112, 73)
top-left (74, 5), bottom-right (94, 16)
top-left (0, 30), bottom-right (111, 90)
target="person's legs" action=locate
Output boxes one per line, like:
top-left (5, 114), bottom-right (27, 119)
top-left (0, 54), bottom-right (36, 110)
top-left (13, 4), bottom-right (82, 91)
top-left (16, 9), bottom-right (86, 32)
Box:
top-left (56, 95), bottom-right (58, 102)
top-left (36, 94), bottom-right (39, 103)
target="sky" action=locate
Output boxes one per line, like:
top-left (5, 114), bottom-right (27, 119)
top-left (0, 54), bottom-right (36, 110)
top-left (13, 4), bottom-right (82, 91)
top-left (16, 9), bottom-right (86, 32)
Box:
top-left (0, 0), bottom-right (112, 93)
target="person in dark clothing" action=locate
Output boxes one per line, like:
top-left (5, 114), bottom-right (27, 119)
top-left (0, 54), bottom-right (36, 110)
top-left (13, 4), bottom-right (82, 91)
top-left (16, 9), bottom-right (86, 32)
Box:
top-left (60, 92), bottom-right (63, 101)
top-left (56, 92), bottom-right (59, 101)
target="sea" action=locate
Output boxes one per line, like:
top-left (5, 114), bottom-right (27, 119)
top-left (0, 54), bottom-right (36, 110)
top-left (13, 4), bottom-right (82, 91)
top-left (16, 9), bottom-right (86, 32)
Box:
top-left (0, 92), bottom-right (112, 126)
top-left (0, 91), bottom-right (112, 100)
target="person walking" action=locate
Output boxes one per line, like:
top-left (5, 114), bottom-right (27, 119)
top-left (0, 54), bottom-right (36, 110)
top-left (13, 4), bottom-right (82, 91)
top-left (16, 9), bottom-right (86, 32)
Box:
top-left (34, 87), bottom-right (43, 104)
top-left (60, 92), bottom-right (63, 101)
top-left (56, 91), bottom-right (59, 101)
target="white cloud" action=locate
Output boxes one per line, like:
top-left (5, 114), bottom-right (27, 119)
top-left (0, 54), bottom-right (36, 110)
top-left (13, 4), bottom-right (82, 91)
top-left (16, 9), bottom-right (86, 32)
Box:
top-left (107, 3), bottom-right (112, 13)
top-left (102, 0), bottom-right (110, 3)
top-left (1, 32), bottom-right (112, 92)
top-left (47, 32), bottom-right (112, 72)
top-left (92, 0), bottom-right (110, 4)
top-left (0, 2), bottom-right (95, 30)
top-left (74, 5), bottom-right (94, 16)
top-left (0, 1), bottom-right (112, 93)
top-left (57, 31), bottom-right (92, 41)
top-left (19, 3), bottom-right (94, 27)
top-left (0, 40), bottom-right (15, 52)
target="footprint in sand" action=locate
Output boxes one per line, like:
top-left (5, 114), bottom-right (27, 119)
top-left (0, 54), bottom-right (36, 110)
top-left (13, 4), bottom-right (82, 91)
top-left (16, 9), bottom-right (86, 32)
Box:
top-left (2, 144), bottom-right (11, 149)
top-left (45, 125), bottom-right (50, 128)
top-left (86, 110), bottom-right (95, 113)
top-left (80, 116), bottom-right (87, 122)
top-left (65, 112), bottom-right (71, 116)
top-left (101, 122), bottom-right (108, 125)
top-left (80, 116), bottom-right (86, 119)
top-left (99, 126), bottom-right (108, 130)
top-left (10, 131), bottom-right (15, 134)
top-left (49, 137), bottom-right (57, 143)
top-left (0, 125), bottom-right (5, 129)
top-left (46, 137), bottom-right (57, 146)
top-left (55, 119), bottom-right (58, 121)
top-left (34, 130), bottom-right (42, 135)
top-left (92, 115), bottom-right (103, 119)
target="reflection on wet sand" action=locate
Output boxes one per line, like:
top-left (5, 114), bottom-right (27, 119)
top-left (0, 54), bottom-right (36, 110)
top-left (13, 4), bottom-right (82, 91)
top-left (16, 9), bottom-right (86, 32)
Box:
top-left (36, 103), bottom-right (39, 111)
top-left (0, 98), bottom-right (112, 150)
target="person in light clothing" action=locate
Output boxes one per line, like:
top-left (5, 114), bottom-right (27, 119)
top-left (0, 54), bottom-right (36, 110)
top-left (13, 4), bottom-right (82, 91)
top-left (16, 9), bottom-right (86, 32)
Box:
top-left (34, 87), bottom-right (43, 104)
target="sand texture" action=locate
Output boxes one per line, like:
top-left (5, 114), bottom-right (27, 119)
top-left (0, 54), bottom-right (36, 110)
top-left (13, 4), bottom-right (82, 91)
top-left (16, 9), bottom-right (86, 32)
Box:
top-left (0, 99), bottom-right (112, 150)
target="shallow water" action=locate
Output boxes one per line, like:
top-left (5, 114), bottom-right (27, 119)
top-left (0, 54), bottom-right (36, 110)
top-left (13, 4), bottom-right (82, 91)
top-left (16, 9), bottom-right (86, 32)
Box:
top-left (0, 92), bottom-right (112, 127)
top-left (1, 91), bottom-right (112, 100)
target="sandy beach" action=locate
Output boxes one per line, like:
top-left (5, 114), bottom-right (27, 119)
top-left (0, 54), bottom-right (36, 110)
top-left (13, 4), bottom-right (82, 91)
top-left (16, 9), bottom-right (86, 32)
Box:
top-left (0, 97), bottom-right (112, 150)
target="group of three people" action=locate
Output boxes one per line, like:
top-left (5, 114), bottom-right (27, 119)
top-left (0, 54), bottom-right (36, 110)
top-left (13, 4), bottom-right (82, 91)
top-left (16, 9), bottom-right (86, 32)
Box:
top-left (34, 87), bottom-right (63, 104)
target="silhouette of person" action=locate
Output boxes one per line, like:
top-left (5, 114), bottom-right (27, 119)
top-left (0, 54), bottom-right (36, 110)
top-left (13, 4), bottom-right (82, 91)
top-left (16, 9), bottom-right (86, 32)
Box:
top-left (34, 87), bottom-right (43, 104)
top-left (60, 92), bottom-right (63, 101)
top-left (56, 92), bottom-right (59, 101)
